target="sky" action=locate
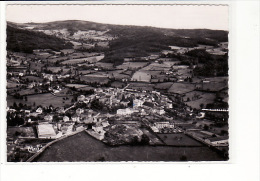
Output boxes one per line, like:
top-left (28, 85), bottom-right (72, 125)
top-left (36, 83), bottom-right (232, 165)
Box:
top-left (6, 4), bottom-right (228, 30)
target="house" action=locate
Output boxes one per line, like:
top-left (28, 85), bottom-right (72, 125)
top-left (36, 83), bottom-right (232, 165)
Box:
top-left (37, 123), bottom-right (56, 139)
top-left (151, 126), bottom-right (160, 133)
top-left (57, 107), bottom-right (65, 114)
top-left (76, 108), bottom-right (84, 115)
top-left (63, 116), bottom-right (70, 122)
top-left (157, 109), bottom-right (165, 115)
top-left (77, 95), bottom-right (85, 102)
top-left (101, 121), bottom-right (110, 127)
top-left (71, 115), bottom-right (80, 122)
top-left (196, 112), bottom-right (205, 119)
top-left (133, 99), bottom-right (144, 108)
top-left (117, 108), bottom-right (134, 115)
top-left (154, 122), bottom-right (174, 129)
top-left (36, 107), bottom-right (43, 114)
top-left (44, 115), bottom-right (53, 122)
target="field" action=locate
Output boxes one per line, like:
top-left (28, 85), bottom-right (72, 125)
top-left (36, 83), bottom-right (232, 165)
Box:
top-left (116, 62), bottom-right (148, 70)
top-left (61, 55), bottom-right (104, 65)
top-left (21, 76), bottom-right (43, 82)
top-left (96, 62), bottom-right (114, 69)
top-left (142, 62), bottom-right (171, 71)
top-left (158, 133), bottom-right (203, 146)
top-left (7, 93), bottom-right (73, 108)
top-left (154, 82), bottom-right (173, 90)
top-left (33, 131), bottom-right (225, 162)
top-left (128, 83), bottom-right (155, 92)
top-left (200, 82), bottom-right (228, 92)
top-left (46, 67), bottom-right (62, 73)
top-left (168, 83), bottom-right (195, 94)
top-left (184, 91), bottom-right (216, 109)
top-left (65, 83), bottom-right (94, 91)
top-left (111, 81), bottom-right (126, 88)
top-left (7, 82), bottom-right (22, 89)
top-left (80, 74), bottom-right (110, 84)
top-left (65, 84), bottom-right (90, 88)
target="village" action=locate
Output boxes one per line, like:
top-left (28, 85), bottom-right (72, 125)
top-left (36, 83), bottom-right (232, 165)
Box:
top-left (6, 21), bottom-right (229, 162)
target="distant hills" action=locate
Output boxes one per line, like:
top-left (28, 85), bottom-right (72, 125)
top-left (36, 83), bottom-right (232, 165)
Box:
top-left (7, 23), bottom-right (73, 53)
top-left (6, 20), bottom-right (228, 57)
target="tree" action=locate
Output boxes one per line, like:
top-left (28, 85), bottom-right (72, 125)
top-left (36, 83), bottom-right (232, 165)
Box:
top-left (200, 103), bottom-right (204, 109)
top-left (140, 134), bottom-right (150, 145)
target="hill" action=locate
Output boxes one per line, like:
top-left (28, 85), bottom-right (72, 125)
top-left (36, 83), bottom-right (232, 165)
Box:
top-left (6, 24), bottom-right (73, 53)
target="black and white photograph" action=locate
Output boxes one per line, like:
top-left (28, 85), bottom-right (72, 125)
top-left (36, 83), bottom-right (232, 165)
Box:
top-left (5, 4), bottom-right (230, 162)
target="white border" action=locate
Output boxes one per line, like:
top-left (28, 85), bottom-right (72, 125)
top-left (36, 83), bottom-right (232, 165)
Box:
top-left (1, 1), bottom-right (259, 181)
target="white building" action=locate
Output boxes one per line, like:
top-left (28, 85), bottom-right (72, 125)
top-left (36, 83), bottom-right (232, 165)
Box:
top-left (133, 99), bottom-right (144, 108)
top-left (36, 107), bottom-right (43, 114)
top-left (77, 95), bottom-right (86, 102)
top-left (117, 108), bottom-right (134, 115)
top-left (154, 122), bottom-right (174, 129)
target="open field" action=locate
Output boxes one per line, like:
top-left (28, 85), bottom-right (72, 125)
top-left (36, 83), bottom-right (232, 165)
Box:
top-left (21, 76), bottom-right (43, 82)
top-left (33, 131), bottom-right (225, 162)
top-left (7, 82), bottom-right (22, 89)
top-left (80, 74), bottom-right (110, 84)
top-left (61, 55), bottom-right (104, 65)
top-left (7, 93), bottom-right (73, 108)
top-left (185, 91), bottom-right (216, 109)
top-left (46, 67), bottom-right (62, 73)
top-left (158, 133), bottom-right (203, 146)
top-left (199, 82), bottom-right (228, 92)
top-left (116, 62), bottom-right (148, 70)
top-left (154, 82), bottom-right (173, 90)
top-left (128, 82), bottom-right (155, 92)
top-left (168, 83), bottom-right (195, 94)
top-left (65, 84), bottom-right (90, 88)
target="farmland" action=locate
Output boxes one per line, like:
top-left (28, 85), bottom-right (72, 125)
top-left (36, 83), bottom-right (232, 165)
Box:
top-left (61, 55), bottom-right (104, 65)
top-left (158, 133), bottom-right (203, 146)
top-left (34, 131), bottom-right (224, 162)
top-left (7, 93), bottom-right (73, 108)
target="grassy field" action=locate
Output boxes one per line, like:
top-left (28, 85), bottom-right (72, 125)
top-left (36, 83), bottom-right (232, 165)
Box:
top-left (7, 93), bottom-right (73, 108)
top-left (7, 82), bottom-right (22, 89)
top-left (34, 131), bottom-right (225, 162)
top-left (65, 84), bottom-right (90, 88)
top-left (21, 76), bottom-right (43, 82)
top-left (128, 82), bottom-right (155, 91)
top-left (168, 83), bottom-right (195, 94)
top-left (154, 82), bottom-right (173, 90)
top-left (185, 91), bottom-right (216, 109)
top-left (116, 62), bottom-right (148, 70)
top-left (80, 75), bottom-right (110, 84)
top-left (158, 133), bottom-right (203, 146)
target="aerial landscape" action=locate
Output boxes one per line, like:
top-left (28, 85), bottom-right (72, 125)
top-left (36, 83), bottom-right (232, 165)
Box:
top-left (6, 8), bottom-right (229, 162)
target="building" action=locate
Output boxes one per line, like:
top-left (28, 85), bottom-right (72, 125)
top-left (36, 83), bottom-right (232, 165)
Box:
top-left (63, 116), bottom-right (70, 122)
top-left (44, 115), bottom-right (53, 122)
top-left (117, 108), bottom-right (135, 115)
top-left (77, 95), bottom-right (86, 102)
top-left (133, 99), bottom-right (144, 108)
top-left (36, 107), bottom-right (43, 114)
top-left (154, 122), bottom-right (174, 129)
top-left (76, 108), bottom-right (84, 115)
